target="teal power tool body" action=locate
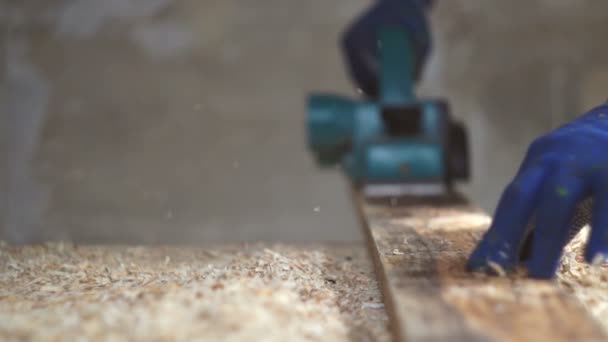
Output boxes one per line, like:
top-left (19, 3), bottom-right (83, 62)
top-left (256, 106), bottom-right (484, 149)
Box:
top-left (306, 29), bottom-right (469, 196)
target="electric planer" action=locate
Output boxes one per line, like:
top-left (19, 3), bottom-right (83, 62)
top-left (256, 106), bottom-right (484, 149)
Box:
top-left (306, 28), bottom-right (469, 196)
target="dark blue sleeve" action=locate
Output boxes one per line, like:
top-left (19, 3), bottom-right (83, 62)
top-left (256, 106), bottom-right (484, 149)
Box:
top-left (341, 0), bottom-right (433, 98)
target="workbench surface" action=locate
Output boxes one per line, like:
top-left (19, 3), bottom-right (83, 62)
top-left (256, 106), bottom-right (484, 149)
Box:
top-left (0, 243), bottom-right (389, 341)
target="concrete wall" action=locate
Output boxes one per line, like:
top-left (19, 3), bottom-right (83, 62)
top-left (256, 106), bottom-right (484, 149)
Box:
top-left (425, 1), bottom-right (608, 214)
top-left (2, 0), bottom-right (368, 244)
top-left (2, 0), bottom-right (608, 244)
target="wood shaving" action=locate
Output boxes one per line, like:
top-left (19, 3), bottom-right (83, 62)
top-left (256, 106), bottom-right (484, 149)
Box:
top-left (486, 261), bottom-right (507, 277)
top-left (558, 226), bottom-right (608, 330)
top-left (0, 243), bottom-right (390, 341)
top-left (2, 226), bottom-right (606, 340)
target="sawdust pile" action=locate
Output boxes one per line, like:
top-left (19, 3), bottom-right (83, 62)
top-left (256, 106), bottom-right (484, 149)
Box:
top-left (0, 243), bottom-right (389, 341)
top-left (558, 227), bottom-right (608, 328)
top-left (2, 230), bottom-right (607, 341)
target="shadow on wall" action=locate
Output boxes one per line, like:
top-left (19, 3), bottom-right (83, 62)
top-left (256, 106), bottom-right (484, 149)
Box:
top-left (3, 0), bottom-right (608, 243)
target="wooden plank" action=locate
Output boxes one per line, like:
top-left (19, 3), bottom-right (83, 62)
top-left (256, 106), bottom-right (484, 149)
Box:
top-left (355, 191), bottom-right (607, 342)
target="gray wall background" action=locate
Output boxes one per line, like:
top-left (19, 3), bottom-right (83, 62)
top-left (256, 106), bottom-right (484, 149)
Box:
top-left (2, 1), bottom-right (608, 244)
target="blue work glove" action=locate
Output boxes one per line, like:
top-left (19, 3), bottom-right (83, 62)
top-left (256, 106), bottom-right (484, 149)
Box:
top-left (341, 0), bottom-right (433, 98)
top-left (467, 103), bottom-right (608, 278)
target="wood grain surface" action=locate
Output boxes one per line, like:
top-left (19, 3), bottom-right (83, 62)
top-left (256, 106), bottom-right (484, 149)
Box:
top-left (355, 191), bottom-right (607, 342)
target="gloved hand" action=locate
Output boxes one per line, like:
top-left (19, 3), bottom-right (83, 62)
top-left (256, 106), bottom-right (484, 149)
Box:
top-left (341, 0), bottom-right (433, 98)
top-left (467, 103), bottom-right (608, 278)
